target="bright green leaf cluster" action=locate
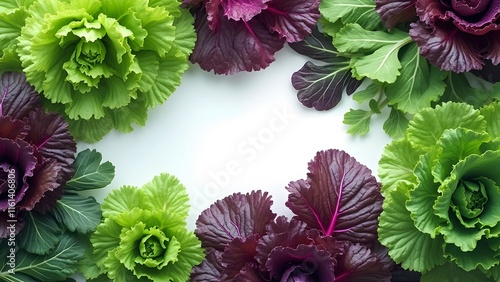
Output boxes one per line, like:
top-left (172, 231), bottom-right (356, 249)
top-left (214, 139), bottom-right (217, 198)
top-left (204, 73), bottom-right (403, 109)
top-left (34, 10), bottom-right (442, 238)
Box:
top-left (315, 0), bottom-right (500, 138)
top-left (0, 149), bottom-right (115, 281)
top-left (7, 0), bottom-right (196, 142)
top-left (378, 101), bottom-right (500, 281)
top-left (83, 173), bottom-right (204, 281)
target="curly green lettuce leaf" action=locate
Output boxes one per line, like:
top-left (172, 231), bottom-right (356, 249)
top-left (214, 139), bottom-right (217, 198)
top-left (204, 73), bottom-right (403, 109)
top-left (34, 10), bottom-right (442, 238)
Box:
top-left (86, 173), bottom-right (204, 282)
top-left (378, 101), bottom-right (500, 280)
top-left (17, 0), bottom-right (196, 142)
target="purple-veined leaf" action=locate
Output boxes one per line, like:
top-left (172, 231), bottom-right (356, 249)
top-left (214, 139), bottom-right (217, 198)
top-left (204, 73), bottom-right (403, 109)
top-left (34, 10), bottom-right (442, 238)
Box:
top-left (260, 0), bottom-right (320, 42)
top-left (24, 108), bottom-right (76, 183)
top-left (288, 25), bottom-right (342, 63)
top-left (190, 249), bottom-right (224, 281)
top-left (195, 190), bottom-right (276, 250)
top-left (285, 149), bottom-right (383, 244)
top-left (0, 72), bottom-right (41, 119)
top-left (190, 7), bottom-right (285, 75)
top-left (375, 0), bottom-right (417, 29)
top-left (334, 242), bottom-right (393, 282)
top-left (292, 61), bottom-right (362, 110)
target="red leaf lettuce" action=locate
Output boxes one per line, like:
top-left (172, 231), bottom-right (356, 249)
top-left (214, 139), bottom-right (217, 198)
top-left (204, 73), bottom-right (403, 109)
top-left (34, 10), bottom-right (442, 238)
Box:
top-left (0, 72), bottom-right (76, 237)
top-left (183, 0), bottom-right (320, 74)
top-left (191, 149), bottom-right (393, 281)
top-left (377, 0), bottom-right (500, 74)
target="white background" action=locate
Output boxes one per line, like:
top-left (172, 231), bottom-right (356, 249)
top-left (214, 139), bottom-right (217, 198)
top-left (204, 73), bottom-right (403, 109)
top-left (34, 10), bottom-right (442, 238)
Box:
top-left (78, 45), bottom-right (392, 231)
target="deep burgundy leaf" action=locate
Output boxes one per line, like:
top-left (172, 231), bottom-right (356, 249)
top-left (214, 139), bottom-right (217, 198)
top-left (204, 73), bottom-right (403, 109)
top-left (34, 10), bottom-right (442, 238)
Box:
top-left (0, 72), bottom-right (42, 120)
top-left (259, 0), bottom-right (320, 42)
top-left (266, 244), bottom-right (336, 281)
top-left (334, 242), bottom-right (393, 282)
top-left (0, 138), bottom-right (36, 210)
top-left (221, 0), bottom-right (269, 21)
top-left (190, 7), bottom-right (285, 74)
top-left (221, 234), bottom-right (260, 281)
top-left (24, 108), bottom-right (76, 183)
top-left (409, 21), bottom-right (484, 73)
top-left (190, 248), bottom-right (224, 281)
top-left (292, 61), bottom-right (362, 111)
top-left (375, 0), bottom-right (417, 29)
top-left (195, 190), bottom-right (276, 251)
top-left (0, 116), bottom-right (29, 140)
top-left (417, 0), bottom-right (500, 35)
top-left (288, 26), bottom-right (343, 63)
top-left (18, 158), bottom-right (61, 213)
top-left (285, 149), bottom-right (383, 244)
top-left (483, 31), bottom-right (500, 66)
top-left (255, 216), bottom-right (312, 271)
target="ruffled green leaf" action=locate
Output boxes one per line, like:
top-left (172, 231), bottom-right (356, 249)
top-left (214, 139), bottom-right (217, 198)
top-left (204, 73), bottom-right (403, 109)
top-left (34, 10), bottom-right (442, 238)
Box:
top-left (407, 102), bottom-right (486, 150)
top-left (91, 218), bottom-right (123, 267)
top-left (67, 116), bottom-right (114, 143)
top-left (421, 262), bottom-right (493, 282)
top-left (480, 102), bottom-right (500, 138)
top-left (436, 151), bottom-right (500, 251)
top-left (107, 97), bottom-right (148, 133)
top-left (141, 173), bottom-right (190, 220)
top-left (65, 148), bottom-right (115, 191)
top-left (406, 153), bottom-right (442, 236)
top-left (378, 182), bottom-right (446, 272)
top-left (378, 139), bottom-right (423, 193)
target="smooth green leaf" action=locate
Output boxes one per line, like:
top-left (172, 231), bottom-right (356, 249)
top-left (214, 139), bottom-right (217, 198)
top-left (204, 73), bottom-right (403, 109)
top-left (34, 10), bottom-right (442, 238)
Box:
top-left (17, 212), bottom-right (61, 255)
top-left (421, 262), bottom-right (493, 282)
top-left (383, 107), bottom-right (409, 139)
top-left (441, 72), bottom-right (492, 108)
top-left (378, 139), bottom-right (423, 193)
top-left (52, 193), bottom-right (102, 234)
top-left (319, 0), bottom-right (382, 30)
top-left (378, 182), bottom-right (446, 272)
top-left (385, 43), bottom-right (447, 114)
top-left (407, 102), bottom-right (486, 150)
top-left (65, 149), bottom-right (115, 191)
top-left (343, 108), bottom-right (373, 135)
top-left (352, 82), bottom-right (383, 103)
top-left (436, 151), bottom-right (500, 251)
top-left (9, 233), bottom-right (87, 281)
top-left (334, 23), bottom-right (410, 54)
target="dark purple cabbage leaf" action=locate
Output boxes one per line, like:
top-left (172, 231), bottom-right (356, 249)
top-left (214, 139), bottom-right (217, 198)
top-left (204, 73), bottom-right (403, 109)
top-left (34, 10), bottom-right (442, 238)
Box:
top-left (192, 149), bottom-right (392, 281)
top-left (0, 72), bottom-right (76, 237)
top-left (289, 26), bottom-right (363, 110)
top-left (183, 0), bottom-right (320, 74)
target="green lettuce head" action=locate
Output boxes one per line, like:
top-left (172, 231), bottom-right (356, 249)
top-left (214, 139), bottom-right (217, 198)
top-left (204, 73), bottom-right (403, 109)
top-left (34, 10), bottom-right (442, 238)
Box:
top-left (83, 173), bottom-right (204, 281)
top-left (17, 0), bottom-right (196, 142)
top-left (378, 101), bottom-right (500, 281)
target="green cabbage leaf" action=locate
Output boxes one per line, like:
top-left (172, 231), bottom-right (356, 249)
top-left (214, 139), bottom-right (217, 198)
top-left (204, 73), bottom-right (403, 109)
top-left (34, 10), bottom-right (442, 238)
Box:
top-left (15, 0), bottom-right (195, 142)
top-left (378, 102), bottom-right (500, 281)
